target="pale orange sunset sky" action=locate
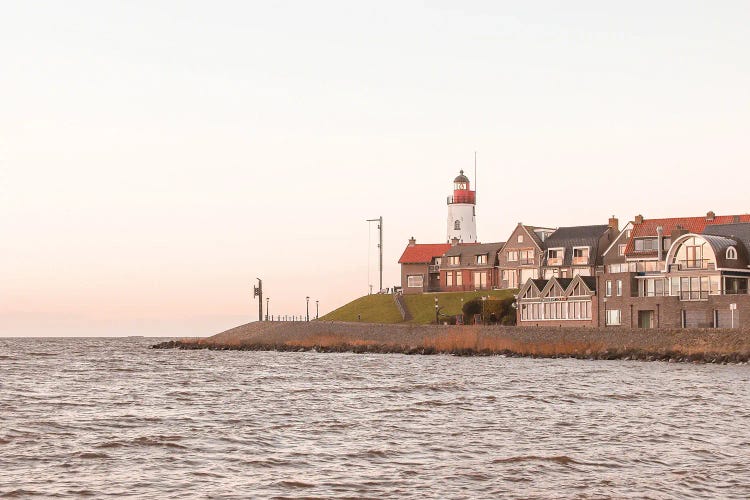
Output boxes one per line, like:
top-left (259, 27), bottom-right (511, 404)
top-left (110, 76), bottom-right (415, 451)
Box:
top-left (2, 1), bottom-right (749, 336)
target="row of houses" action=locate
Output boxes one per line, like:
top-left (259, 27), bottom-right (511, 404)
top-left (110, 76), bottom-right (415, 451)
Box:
top-left (399, 211), bottom-right (750, 328)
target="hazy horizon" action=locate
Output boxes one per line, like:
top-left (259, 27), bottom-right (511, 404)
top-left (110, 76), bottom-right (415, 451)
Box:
top-left (3, 1), bottom-right (749, 336)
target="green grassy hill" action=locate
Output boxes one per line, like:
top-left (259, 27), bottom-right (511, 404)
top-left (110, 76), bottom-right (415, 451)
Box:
top-left (319, 289), bottom-right (517, 325)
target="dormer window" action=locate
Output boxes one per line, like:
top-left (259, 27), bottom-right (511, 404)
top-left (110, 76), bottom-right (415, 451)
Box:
top-left (547, 248), bottom-right (564, 266)
top-left (727, 246), bottom-right (738, 260)
top-left (573, 247), bottom-right (590, 265)
top-left (476, 254), bottom-right (487, 265)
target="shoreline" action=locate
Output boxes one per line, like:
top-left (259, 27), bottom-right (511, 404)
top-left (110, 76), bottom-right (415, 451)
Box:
top-left (152, 321), bottom-right (750, 363)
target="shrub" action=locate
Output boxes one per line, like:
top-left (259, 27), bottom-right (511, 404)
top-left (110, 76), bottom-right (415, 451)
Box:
top-left (462, 296), bottom-right (517, 325)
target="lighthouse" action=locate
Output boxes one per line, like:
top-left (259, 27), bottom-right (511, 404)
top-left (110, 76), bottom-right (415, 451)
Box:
top-left (446, 170), bottom-right (477, 243)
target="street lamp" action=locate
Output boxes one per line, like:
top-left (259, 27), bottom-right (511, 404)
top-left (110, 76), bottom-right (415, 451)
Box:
top-left (481, 296), bottom-right (487, 325)
top-left (316, 300), bottom-right (319, 320)
top-left (306, 296), bottom-right (310, 322)
top-left (434, 297), bottom-right (439, 325)
top-left (266, 297), bottom-right (270, 321)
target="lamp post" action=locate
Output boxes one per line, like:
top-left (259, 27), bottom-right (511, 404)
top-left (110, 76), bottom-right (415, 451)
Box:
top-left (266, 297), bottom-right (270, 321)
top-left (306, 296), bottom-right (310, 322)
top-left (603, 297), bottom-right (608, 326)
top-left (434, 297), bottom-right (439, 325)
top-left (481, 296), bottom-right (487, 325)
top-left (316, 300), bottom-right (319, 320)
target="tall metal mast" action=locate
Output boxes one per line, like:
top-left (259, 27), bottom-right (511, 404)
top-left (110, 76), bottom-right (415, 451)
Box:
top-left (367, 216), bottom-right (383, 292)
top-left (253, 278), bottom-right (263, 321)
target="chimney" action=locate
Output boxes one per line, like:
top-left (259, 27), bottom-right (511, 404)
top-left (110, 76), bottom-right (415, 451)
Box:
top-left (451, 237), bottom-right (460, 247)
top-left (672, 225), bottom-right (688, 239)
top-left (706, 211), bottom-right (716, 221)
top-left (634, 214), bottom-right (644, 224)
top-left (408, 237), bottom-right (416, 247)
top-left (657, 226), bottom-right (664, 261)
top-left (608, 215), bottom-right (619, 231)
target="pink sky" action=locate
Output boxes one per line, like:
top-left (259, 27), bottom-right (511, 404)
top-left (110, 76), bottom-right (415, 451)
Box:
top-left (2, 1), bottom-right (749, 336)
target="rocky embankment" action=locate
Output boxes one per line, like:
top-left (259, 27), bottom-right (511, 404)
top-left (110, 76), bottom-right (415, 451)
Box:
top-left (152, 321), bottom-right (750, 363)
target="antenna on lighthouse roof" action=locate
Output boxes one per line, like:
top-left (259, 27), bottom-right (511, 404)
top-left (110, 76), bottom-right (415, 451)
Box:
top-left (474, 151), bottom-right (477, 201)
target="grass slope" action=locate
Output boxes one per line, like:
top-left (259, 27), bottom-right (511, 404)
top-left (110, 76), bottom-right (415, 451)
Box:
top-left (320, 289), bottom-right (517, 325)
top-left (319, 294), bottom-right (404, 323)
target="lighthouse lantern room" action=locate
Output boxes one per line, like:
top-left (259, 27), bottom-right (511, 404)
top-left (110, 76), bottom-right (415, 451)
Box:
top-left (446, 170), bottom-right (477, 243)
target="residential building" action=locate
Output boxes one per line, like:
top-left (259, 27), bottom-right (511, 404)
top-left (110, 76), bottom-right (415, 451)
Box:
top-left (516, 275), bottom-right (598, 327)
top-left (599, 212), bottom-right (750, 328)
top-left (541, 218), bottom-right (619, 279)
top-left (440, 242), bottom-right (505, 291)
top-left (497, 223), bottom-right (554, 289)
top-left (398, 238), bottom-right (452, 294)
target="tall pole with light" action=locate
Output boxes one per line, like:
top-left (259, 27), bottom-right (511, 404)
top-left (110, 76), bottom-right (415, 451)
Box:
top-left (316, 300), bottom-right (319, 320)
top-left (253, 278), bottom-right (263, 322)
top-left (306, 296), bottom-right (310, 322)
top-left (366, 216), bottom-right (383, 293)
top-left (266, 297), bottom-right (270, 321)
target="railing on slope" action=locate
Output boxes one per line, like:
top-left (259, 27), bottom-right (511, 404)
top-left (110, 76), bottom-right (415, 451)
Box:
top-left (393, 293), bottom-right (413, 321)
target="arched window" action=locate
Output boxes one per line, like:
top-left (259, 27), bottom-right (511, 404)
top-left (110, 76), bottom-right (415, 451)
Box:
top-left (454, 220), bottom-right (461, 230)
top-left (727, 246), bottom-right (738, 260)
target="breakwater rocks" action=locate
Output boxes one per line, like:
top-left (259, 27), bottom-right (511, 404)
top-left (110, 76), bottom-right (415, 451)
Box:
top-left (152, 321), bottom-right (750, 363)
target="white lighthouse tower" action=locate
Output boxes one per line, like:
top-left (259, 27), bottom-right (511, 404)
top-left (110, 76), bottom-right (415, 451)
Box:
top-left (446, 170), bottom-right (477, 243)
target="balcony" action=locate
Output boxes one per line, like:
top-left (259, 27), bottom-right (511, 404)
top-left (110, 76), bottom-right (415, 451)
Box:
top-left (572, 257), bottom-right (589, 266)
top-left (677, 259), bottom-right (714, 270)
top-left (547, 258), bottom-right (563, 266)
top-left (447, 192), bottom-right (476, 205)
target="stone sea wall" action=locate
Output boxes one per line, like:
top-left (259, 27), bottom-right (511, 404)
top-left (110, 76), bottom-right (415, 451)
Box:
top-left (152, 321), bottom-right (750, 363)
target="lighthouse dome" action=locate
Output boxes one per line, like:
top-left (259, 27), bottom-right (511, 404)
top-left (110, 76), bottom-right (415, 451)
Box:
top-left (454, 170), bottom-right (469, 183)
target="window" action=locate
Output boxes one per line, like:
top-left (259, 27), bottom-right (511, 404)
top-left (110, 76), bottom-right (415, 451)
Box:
top-left (519, 249), bottom-right (535, 265)
top-left (456, 272), bottom-right (463, 286)
top-left (725, 277), bottom-right (748, 295)
top-left (640, 278), bottom-right (667, 297)
top-left (605, 280), bottom-right (612, 297)
top-left (616, 280), bottom-right (623, 296)
top-left (434, 257), bottom-right (442, 266)
top-left (517, 234), bottom-right (524, 243)
top-left (548, 249), bottom-right (560, 259)
top-left (634, 238), bottom-right (659, 251)
top-left (727, 246), bottom-right (738, 260)
top-left (447, 256), bottom-right (460, 266)
top-left (476, 254), bottom-right (487, 265)
top-left (547, 248), bottom-right (564, 265)
top-left (573, 247), bottom-right (590, 265)
top-left (407, 275), bottom-right (424, 288)
top-left (507, 251), bottom-right (518, 262)
top-left (473, 271), bottom-right (487, 289)
top-left (606, 309), bottom-right (621, 325)
top-left (446, 272), bottom-right (453, 287)
top-left (454, 220), bottom-right (461, 230)
top-left (618, 244), bottom-right (626, 256)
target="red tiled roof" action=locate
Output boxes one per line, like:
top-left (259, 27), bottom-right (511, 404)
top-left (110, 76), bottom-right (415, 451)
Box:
top-left (626, 214), bottom-right (750, 255)
top-left (398, 243), bottom-right (452, 264)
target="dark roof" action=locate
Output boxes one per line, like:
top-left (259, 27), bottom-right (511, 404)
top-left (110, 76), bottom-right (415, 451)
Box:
top-left (521, 225), bottom-right (546, 249)
top-left (398, 243), bottom-right (452, 264)
top-left (702, 223), bottom-right (750, 269)
top-left (531, 279), bottom-right (548, 290)
top-left (454, 170), bottom-right (469, 183)
top-left (543, 225), bottom-right (611, 266)
top-left (580, 276), bottom-right (597, 291)
top-left (441, 242), bottom-right (505, 268)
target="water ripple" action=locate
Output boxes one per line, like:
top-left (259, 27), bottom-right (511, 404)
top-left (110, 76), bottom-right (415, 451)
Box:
top-left (0, 337), bottom-right (749, 499)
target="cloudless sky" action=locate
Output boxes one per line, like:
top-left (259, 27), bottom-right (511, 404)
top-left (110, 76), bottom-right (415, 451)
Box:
top-left (2, 1), bottom-right (749, 336)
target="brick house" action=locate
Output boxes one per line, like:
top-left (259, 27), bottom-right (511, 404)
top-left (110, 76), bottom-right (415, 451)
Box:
top-left (497, 224), bottom-right (555, 289)
top-left (516, 275), bottom-right (598, 327)
top-left (440, 242), bottom-right (505, 291)
top-left (599, 212), bottom-right (750, 328)
top-left (398, 238), bottom-right (452, 294)
top-left (540, 219), bottom-right (619, 279)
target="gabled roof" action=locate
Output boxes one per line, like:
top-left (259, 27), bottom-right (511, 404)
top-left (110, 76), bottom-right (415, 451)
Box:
top-left (579, 276), bottom-right (597, 291)
top-left (626, 214), bottom-right (750, 256)
top-left (398, 243), bottom-right (452, 264)
top-left (519, 275), bottom-right (597, 300)
top-left (543, 225), bottom-right (611, 266)
top-left (442, 242), bottom-right (505, 267)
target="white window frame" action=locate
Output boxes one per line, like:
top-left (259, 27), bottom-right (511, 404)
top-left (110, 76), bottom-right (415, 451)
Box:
top-left (407, 275), bottom-right (424, 288)
top-left (616, 279), bottom-right (623, 296)
top-left (507, 250), bottom-right (518, 262)
top-left (605, 280), bottom-right (612, 297)
top-left (618, 244), bottom-right (626, 256)
top-left (606, 309), bottom-right (622, 326)
top-left (727, 246), bottom-right (738, 260)
top-left (476, 254), bottom-right (488, 265)
top-left (517, 234), bottom-right (524, 243)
